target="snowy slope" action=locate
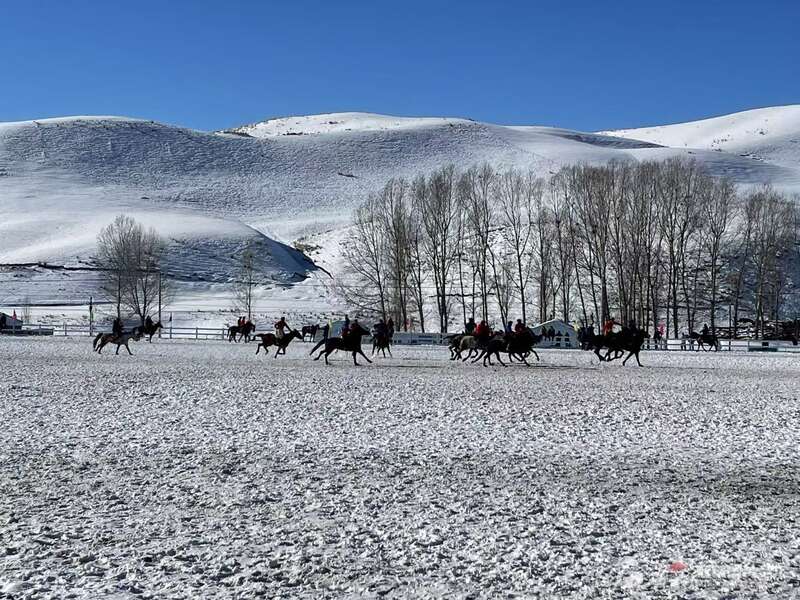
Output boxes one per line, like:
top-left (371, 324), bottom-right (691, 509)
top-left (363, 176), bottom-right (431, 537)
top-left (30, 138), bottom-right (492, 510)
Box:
top-left (599, 105), bottom-right (800, 169)
top-left (1, 107), bottom-right (799, 312)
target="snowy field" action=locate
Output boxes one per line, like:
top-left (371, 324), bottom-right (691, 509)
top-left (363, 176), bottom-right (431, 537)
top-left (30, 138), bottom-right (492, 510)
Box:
top-left (1, 337), bottom-right (799, 598)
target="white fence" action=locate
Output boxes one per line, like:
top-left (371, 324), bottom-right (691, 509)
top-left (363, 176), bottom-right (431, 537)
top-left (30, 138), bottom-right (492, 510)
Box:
top-left (1, 323), bottom-right (232, 341)
top-left (3, 323), bottom-right (800, 353)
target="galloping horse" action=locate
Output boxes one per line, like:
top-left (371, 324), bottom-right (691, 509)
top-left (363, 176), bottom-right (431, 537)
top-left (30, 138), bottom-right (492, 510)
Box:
top-left (93, 330), bottom-right (142, 355)
top-left (583, 329), bottom-right (649, 366)
top-left (504, 329), bottom-right (542, 365)
top-left (301, 324), bottom-right (319, 342)
top-left (447, 334), bottom-right (463, 360)
top-left (133, 320), bottom-right (163, 342)
top-left (688, 330), bottom-right (720, 352)
top-left (309, 323), bottom-right (372, 366)
top-left (228, 321), bottom-right (256, 343)
top-left (255, 329), bottom-right (303, 357)
top-left (372, 332), bottom-right (392, 357)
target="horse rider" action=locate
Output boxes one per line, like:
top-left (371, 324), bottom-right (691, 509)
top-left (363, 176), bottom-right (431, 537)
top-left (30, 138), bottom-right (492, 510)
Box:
top-left (274, 316), bottom-right (290, 339)
top-left (341, 315), bottom-right (351, 339)
top-left (701, 323), bottom-right (710, 337)
top-left (145, 315), bottom-right (154, 331)
top-left (465, 317), bottom-right (476, 335)
top-left (474, 320), bottom-right (491, 346)
top-left (374, 318), bottom-right (388, 339)
top-left (514, 319), bottom-right (526, 335)
top-left (386, 317), bottom-right (395, 339)
top-left (112, 316), bottom-right (123, 339)
top-left (602, 317), bottom-right (619, 337)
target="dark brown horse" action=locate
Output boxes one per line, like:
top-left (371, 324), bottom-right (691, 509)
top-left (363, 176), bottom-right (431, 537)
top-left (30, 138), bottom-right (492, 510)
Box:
top-left (688, 330), bottom-right (720, 351)
top-left (372, 332), bottom-right (392, 357)
top-left (133, 320), bottom-right (163, 342)
top-left (255, 329), bottom-right (302, 357)
top-left (309, 323), bottom-right (372, 365)
top-left (228, 321), bottom-right (256, 343)
top-left (93, 330), bottom-right (142, 355)
top-left (301, 324), bottom-right (319, 341)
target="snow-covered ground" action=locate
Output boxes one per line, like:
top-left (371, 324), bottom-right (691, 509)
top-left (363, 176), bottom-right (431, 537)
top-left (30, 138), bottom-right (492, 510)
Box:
top-left (1, 337), bottom-right (798, 598)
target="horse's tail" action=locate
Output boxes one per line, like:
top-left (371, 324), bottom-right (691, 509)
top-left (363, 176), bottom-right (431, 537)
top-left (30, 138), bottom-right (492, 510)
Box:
top-left (309, 338), bottom-right (327, 355)
top-left (92, 332), bottom-right (102, 350)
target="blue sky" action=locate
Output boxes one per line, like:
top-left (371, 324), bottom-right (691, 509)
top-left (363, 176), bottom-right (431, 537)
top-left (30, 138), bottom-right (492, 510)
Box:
top-left (2, 0), bottom-right (798, 131)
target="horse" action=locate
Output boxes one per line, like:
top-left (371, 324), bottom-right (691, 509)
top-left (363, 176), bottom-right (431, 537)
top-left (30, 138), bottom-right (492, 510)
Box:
top-left (504, 329), bottom-right (542, 365)
top-left (255, 329), bottom-right (303, 357)
top-left (457, 335), bottom-right (481, 361)
top-left (472, 335), bottom-right (509, 367)
top-left (301, 324), bottom-right (319, 342)
top-left (133, 320), bottom-right (163, 342)
top-left (309, 323), bottom-right (372, 366)
top-left (372, 332), bottom-right (392, 357)
top-left (228, 321), bottom-right (256, 343)
top-left (586, 329), bottom-right (649, 366)
top-left (447, 334), bottom-right (463, 360)
top-left (688, 330), bottom-right (720, 352)
top-left (93, 330), bottom-right (142, 355)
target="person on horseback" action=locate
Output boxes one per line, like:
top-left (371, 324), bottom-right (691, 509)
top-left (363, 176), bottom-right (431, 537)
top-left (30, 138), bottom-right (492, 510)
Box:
top-left (702, 323), bottom-right (710, 337)
top-left (465, 317), bottom-right (476, 335)
top-left (505, 321), bottom-right (513, 334)
top-left (341, 314), bottom-right (350, 339)
top-left (474, 320), bottom-right (491, 346)
top-left (274, 316), bottom-right (290, 340)
top-left (374, 318), bottom-right (388, 338)
top-left (387, 317), bottom-right (395, 339)
top-left (514, 319), bottom-right (526, 335)
top-left (145, 315), bottom-right (154, 330)
top-left (112, 316), bottom-right (123, 338)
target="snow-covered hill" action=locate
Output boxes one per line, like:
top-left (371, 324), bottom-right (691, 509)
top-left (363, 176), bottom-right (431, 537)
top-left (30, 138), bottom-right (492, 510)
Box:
top-left (599, 105), bottom-right (800, 169)
top-left (1, 106), bottom-right (799, 314)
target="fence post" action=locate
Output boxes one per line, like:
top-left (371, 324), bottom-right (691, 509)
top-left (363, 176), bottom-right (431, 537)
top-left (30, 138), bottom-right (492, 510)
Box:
top-left (195, 327), bottom-right (198, 340)
top-left (64, 323), bottom-right (67, 336)
top-left (170, 326), bottom-right (173, 340)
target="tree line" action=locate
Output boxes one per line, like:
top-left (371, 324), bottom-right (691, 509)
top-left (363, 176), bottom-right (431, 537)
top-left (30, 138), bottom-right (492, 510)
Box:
top-left (339, 158), bottom-right (800, 338)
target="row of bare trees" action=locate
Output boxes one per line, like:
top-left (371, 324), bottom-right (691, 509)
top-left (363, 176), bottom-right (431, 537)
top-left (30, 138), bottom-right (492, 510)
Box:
top-left (340, 159), bottom-right (800, 337)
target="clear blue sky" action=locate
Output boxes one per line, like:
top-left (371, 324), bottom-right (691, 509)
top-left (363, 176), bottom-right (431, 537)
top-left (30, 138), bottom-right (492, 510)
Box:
top-left (3, 0), bottom-right (798, 131)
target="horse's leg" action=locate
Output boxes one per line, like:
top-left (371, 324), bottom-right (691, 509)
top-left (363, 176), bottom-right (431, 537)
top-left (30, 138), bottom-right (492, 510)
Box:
top-left (387, 345), bottom-right (392, 357)
top-left (357, 349), bottom-right (372, 364)
top-left (531, 349), bottom-right (540, 362)
top-left (125, 341), bottom-right (133, 356)
top-left (115, 343), bottom-right (120, 355)
top-left (495, 352), bottom-right (506, 367)
top-left (623, 351), bottom-right (631, 366)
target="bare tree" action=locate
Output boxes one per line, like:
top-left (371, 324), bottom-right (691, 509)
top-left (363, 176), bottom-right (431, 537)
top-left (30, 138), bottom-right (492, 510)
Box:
top-left (232, 243), bottom-right (257, 319)
top-left (96, 215), bottom-right (166, 324)
top-left (340, 194), bottom-right (390, 318)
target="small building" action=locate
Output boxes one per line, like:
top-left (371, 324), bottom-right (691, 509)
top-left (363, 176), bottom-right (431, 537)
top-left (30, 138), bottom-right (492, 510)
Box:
top-left (530, 319), bottom-right (578, 349)
top-left (0, 312), bottom-right (23, 333)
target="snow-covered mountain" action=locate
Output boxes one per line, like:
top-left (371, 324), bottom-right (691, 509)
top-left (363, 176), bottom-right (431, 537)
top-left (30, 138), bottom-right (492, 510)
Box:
top-left (1, 106), bottom-right (799, 312)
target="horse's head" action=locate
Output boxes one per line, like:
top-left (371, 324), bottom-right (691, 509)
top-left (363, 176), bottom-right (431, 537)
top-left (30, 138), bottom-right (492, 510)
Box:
top-left (290, 329), bottom-right (302, 339)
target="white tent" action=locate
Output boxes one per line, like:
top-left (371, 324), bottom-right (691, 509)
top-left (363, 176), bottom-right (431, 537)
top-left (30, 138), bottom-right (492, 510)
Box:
top-left (530, 319), bottom-right (578, 349)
